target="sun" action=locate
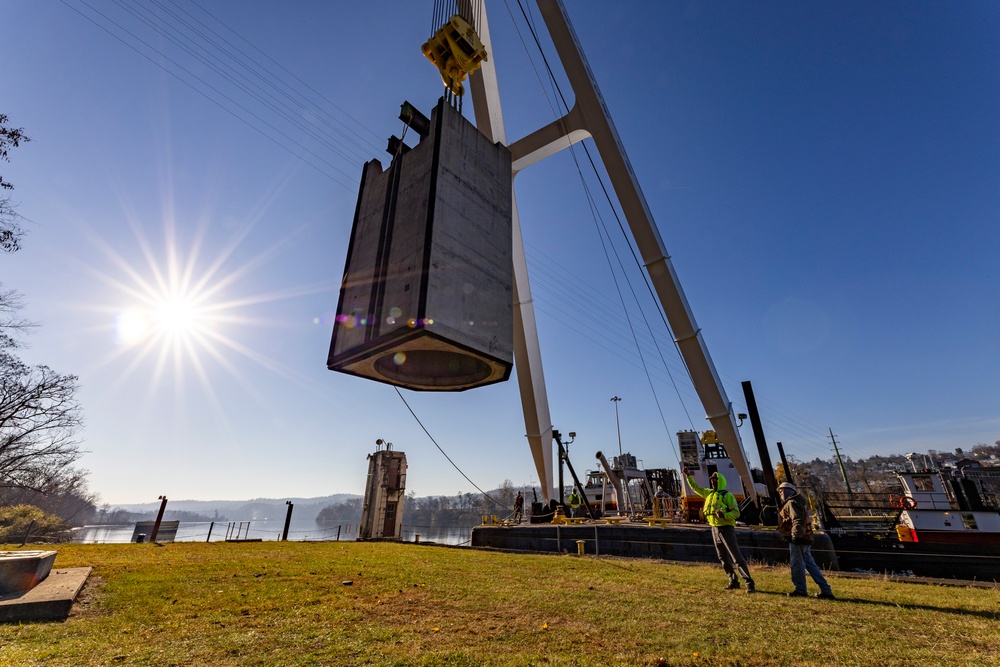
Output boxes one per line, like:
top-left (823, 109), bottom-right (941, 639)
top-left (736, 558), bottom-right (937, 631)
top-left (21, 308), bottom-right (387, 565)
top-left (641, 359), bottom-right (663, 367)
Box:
top-left (155, 295), bottom-right (199, 335)
top-left (114, 290), bottom-right (209, 347)
top-left (101, 231), bottom-right (234, 400)
top-left (81, 209), bottom-right (328, 408)
top-left (106, 225), bottom-right (222, 356)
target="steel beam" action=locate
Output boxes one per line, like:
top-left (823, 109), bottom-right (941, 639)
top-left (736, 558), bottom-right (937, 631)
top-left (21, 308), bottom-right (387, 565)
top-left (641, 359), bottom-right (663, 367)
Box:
top-left (468, 0), bottom-right (758, 502)
top-left (524, 0), bottom-right (757, 501)
top-left (468, 2), bottom-right (554, 500)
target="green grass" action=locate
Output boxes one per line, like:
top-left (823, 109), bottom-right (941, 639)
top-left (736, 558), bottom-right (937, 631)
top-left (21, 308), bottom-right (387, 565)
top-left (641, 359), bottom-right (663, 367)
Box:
top-left (1, 541), bottom-right (998, 666)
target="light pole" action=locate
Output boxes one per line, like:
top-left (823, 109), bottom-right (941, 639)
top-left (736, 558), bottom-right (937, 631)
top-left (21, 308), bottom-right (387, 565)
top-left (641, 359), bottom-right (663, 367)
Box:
top-left (610, 396), bottom-right (622, 458)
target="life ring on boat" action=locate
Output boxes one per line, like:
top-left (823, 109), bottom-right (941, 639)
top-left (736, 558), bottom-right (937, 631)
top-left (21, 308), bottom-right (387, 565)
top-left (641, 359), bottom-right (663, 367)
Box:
top-left (889, 494), bottom-right (916, 509)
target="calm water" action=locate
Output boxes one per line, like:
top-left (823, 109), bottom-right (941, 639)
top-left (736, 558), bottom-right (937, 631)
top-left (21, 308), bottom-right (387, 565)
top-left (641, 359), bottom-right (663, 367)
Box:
top-left (71, 521), bottom-right (474, 546)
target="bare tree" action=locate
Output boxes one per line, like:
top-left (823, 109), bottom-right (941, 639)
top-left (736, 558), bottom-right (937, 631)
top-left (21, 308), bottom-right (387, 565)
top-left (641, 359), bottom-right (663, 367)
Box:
top-left (0, 114), bottom-right (30, 253)
top-left (497, 479), bottom-right (515, 508)
top-left (0, 351), bottom-right (85, 495)
top-left (0, 288), bottom-right (35, 351)
top-left (0, 116), bottom-right (89, 512)
top-left (1, 464), bottom-right (95, 526)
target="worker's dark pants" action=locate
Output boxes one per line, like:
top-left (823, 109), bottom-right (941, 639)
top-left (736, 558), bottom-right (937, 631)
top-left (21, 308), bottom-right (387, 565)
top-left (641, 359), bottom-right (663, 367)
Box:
top-left (712, 524), bottom-right (754, 586)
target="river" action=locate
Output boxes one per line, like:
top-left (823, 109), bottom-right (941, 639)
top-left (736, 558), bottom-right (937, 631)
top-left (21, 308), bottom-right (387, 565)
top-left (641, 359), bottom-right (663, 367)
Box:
top-left (71, 520), bottom-right (475, 546)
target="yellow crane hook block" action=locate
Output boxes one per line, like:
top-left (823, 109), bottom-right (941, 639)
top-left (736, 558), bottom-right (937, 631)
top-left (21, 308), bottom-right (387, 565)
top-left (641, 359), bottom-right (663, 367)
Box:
top-left (421, 14), bottom-right (488, 97)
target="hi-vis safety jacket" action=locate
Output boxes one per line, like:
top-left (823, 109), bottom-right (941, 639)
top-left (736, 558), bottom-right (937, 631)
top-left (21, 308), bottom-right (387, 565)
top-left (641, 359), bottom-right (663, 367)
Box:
top-left (686, 472), bottom-right (739, 527)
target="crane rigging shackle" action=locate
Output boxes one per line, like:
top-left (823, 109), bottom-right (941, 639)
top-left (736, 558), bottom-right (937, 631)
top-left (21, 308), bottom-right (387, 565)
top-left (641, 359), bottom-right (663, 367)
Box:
top-left (421, 14), bottom-right (488, 98)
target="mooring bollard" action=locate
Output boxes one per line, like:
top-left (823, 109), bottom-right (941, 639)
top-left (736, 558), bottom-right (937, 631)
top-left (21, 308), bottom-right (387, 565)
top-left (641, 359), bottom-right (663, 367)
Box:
top-left (576, 540), bottom-right (585, 556)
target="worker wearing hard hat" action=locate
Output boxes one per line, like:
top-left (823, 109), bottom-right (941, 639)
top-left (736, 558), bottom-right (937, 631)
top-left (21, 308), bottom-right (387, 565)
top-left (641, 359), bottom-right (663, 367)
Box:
top-left (777, 482), bottom-right (835, 599)
top-left (683, 468), bottom-right (756, 594)
top-left (567, 488), bottom-right (582, 518)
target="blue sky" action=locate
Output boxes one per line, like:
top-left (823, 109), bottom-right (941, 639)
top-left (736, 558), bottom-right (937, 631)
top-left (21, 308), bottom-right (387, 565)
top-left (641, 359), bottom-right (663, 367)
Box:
top-left (2, 1), bottom-right (998, 505)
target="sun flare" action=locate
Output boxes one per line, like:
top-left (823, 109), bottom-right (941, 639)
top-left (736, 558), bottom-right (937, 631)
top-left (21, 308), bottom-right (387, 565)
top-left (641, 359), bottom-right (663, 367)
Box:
top-left (84, 210), bottom-right (329, 409)
top-left (115, 292), bottom-right (209, 347)
top-left (155, 295), bottom-right (200, 334)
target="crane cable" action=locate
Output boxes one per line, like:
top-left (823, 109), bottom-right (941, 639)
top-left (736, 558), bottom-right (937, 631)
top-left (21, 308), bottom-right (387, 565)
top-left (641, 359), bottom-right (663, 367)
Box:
top-left (394, 387), bottom-right (506, 508)
top-left (510, 1), bottom-right (834, 461)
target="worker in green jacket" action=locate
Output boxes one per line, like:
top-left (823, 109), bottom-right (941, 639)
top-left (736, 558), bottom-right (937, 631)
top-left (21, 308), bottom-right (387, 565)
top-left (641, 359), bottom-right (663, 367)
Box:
top-left (683, 468), bottom-right (756, 594)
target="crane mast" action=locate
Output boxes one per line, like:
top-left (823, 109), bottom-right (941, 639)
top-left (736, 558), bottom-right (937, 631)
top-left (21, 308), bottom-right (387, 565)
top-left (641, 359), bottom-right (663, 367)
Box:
top-left (465, 0), bottom-right (758, 503)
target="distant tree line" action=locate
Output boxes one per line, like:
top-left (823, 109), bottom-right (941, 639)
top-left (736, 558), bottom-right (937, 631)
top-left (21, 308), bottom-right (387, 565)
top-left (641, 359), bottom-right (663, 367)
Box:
top-left (315, 497), bottom-right (362, 526)
top-left (315, 480), bottom-right (536, 529)
top-left (90, 506), bottom-right (225, 525)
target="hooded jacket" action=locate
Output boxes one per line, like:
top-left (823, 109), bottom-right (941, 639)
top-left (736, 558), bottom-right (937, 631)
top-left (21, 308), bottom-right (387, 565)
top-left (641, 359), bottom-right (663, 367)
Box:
top-left (686, 472), bottom-right (739, 527)
top-left (778, 490), bottom-right (814, 545)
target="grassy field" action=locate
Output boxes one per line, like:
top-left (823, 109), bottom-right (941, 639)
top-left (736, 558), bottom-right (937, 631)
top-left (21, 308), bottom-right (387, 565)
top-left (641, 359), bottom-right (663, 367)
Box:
top-left (1, 541), bottom-right (997, 666)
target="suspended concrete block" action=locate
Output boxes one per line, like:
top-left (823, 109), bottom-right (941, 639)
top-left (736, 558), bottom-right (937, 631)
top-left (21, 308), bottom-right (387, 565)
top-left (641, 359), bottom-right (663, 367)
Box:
top-left (328, 99), bottom-right (513, 391)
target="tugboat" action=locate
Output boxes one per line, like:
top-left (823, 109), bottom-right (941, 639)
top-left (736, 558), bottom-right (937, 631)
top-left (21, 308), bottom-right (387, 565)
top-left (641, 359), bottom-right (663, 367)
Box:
top-left (822, 459), bottom-right (1000, 580)
top-left (894, 468), bottom-right (1000, 546)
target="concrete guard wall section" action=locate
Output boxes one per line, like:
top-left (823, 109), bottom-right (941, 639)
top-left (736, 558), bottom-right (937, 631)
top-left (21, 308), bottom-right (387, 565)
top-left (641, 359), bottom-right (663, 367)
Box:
top-left (329, 99), bottom-right (513, 390)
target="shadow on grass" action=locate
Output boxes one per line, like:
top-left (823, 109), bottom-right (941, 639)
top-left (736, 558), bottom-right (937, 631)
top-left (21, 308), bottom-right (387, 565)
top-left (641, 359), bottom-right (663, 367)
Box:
top-left (837, 597), bottom-right (999, 621)
top-left (751, 590), bottom-right (1000, 621)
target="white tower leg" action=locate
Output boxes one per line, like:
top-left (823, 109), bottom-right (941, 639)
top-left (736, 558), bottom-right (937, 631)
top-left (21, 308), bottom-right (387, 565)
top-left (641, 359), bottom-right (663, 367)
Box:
top-left (468, 0), bottom-right (758, 502)
top-left (468, 2), bottom-right (554, 501)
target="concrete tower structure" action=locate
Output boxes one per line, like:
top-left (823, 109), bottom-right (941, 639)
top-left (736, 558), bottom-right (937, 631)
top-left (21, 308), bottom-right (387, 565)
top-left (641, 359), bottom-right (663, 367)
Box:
top-left (359, 441), bottom-right (408, 540)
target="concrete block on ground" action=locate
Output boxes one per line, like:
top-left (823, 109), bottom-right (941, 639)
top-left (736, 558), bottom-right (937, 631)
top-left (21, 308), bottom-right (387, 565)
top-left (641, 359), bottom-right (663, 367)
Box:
top-left (0, 550), bottom-right (57, 594)
top-left (0, 567), bottom-right (91, 623)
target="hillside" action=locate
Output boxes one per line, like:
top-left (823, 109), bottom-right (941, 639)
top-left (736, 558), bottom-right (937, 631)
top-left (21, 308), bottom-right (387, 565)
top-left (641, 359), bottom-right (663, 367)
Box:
top-left (101, 494), bottom-right (362, 525)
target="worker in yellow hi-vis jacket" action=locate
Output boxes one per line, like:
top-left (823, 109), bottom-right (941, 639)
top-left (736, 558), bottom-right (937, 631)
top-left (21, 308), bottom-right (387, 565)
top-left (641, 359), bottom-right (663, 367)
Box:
top-left (684, 468), bottom-right (756, 594)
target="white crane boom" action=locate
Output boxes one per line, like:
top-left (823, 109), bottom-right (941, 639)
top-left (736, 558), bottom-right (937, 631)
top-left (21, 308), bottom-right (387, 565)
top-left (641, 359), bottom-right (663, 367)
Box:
top-left (468, 0), bottom-right (758, 503)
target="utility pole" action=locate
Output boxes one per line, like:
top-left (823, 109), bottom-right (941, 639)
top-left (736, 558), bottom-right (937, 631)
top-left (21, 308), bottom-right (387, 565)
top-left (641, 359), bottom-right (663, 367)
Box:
top-left (829, 428), bottom-right (853, 495)
top-left (611, 396), bottom-right (622, 458)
